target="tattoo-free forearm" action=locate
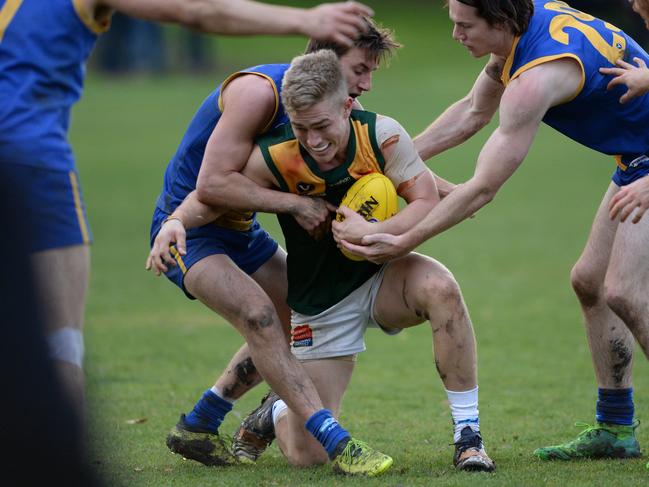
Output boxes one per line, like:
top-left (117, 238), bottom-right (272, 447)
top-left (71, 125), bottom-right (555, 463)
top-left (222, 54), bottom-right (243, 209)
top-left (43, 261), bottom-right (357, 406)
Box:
top-left (196, 170), bottom-right (303, 215)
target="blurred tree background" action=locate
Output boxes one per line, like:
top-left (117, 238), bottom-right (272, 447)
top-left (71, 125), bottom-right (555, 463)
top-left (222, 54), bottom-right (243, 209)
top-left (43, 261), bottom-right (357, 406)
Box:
top-left (89, 0), bottom-right (649, 76)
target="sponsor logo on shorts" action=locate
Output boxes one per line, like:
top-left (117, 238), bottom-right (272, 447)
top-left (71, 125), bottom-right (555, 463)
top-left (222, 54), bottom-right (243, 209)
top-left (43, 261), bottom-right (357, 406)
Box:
top-left (628, 155), bottom-right (649, 169)
top-left (291, 324), bottom-right (313, 348)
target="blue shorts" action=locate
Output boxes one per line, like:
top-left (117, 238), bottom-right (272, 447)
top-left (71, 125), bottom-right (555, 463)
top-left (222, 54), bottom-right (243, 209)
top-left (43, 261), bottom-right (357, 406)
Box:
top-left (150, 208), bottom-right (278, 299)
top-left (2, 164), bottom-right (92, 252)
top-left (612, 155), bottom-right (649, 187)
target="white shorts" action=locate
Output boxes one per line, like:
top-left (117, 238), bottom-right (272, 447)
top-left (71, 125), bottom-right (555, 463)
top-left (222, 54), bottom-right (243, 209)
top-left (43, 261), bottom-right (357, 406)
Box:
top-left (290, 264), bottom-right (400, 360)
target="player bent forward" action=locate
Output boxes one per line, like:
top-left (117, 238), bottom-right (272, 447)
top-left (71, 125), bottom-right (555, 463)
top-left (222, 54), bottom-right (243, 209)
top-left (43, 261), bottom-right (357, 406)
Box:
top-left (162, 49), bottom-right (495, 472)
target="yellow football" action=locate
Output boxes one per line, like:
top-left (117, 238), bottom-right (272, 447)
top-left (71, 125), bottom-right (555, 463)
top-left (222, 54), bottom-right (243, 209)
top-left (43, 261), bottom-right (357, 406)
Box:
top-left (336, 172), bottom-right (398, 261)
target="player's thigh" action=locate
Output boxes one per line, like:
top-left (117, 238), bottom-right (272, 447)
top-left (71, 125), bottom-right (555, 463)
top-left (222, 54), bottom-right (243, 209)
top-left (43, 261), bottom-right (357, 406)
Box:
top-left (285, 357), bottom-right (355, 462)
top-left (184, 254), bottom-right (278, 331)
top-left (606, 204), bottom-right (649, 294)
top-left (31, 244), bottom-right (90, 331)
top-left (251, 246), bottom-right (290, 334)
top-left (373, 253), bottom-right (451, 329)
top-left (574, 182), bottom-right (620, 281)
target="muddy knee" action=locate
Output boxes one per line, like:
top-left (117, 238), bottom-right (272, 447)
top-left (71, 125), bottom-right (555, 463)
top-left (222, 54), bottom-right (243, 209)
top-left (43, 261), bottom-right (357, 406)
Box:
top-left (239, 304), bottom-right (283, 343)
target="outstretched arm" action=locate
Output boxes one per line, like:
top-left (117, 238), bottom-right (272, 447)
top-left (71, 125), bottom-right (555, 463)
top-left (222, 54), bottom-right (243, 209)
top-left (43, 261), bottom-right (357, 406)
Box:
top-left (344, 59), bottom-right (583, 263)
top-left (97, 0), bottom-right (373, 46)
top-left (414, 55), bottom-right (505, 161)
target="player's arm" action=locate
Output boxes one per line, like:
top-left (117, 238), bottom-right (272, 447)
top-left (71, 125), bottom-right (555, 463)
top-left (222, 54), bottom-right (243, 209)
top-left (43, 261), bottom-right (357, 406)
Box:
top-left (343, 59), bottom-right (583, 263)
top-left (332, 117), bottom-right (437, 244)
top-left (146, 146), bottom-right (279, 275)
top-left (93, 0), bottom-right (372, 46)
top-left (193, 75), bottom-right (300, 214)
top-left (414, 55), bottom-right (505, 161)
top-left (145, 191), bottom-right (222, 275)
top-left (195, 75), bottom-right (334, 232)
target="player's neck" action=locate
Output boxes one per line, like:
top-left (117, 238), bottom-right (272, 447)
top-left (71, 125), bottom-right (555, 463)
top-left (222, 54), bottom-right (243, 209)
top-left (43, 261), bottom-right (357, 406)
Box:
top-left (494, 31), bottom-right (516, 58)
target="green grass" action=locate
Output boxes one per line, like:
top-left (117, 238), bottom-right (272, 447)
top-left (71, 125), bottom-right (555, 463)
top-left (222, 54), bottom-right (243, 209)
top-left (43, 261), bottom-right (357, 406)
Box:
top-left (73, 2), bottom-right (649, 485)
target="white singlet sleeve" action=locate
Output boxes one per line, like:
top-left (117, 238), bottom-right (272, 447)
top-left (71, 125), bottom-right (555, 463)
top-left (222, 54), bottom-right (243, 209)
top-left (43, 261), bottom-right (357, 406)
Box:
top-left (375, 115), bottom-right (428, 189)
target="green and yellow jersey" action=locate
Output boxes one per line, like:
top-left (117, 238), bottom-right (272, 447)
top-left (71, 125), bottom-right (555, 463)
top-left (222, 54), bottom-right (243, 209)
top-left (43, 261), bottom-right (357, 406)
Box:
top-left (257, 109), bottom-right (425, 315)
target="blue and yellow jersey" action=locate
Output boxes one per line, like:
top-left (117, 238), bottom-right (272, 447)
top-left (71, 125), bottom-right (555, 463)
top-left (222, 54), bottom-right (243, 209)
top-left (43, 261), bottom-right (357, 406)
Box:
top-left (257, 109), bottom-right (385, 315)
top-left (0, 0), bottom-right (109, 170)
top-left (503, 1), bottom-right (649, 166)
top-left (155, 63), bottom-right (289, 231)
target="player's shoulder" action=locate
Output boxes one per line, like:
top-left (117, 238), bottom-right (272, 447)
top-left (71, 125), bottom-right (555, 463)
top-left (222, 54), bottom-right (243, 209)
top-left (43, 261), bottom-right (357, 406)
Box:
top-left (374, 114), bottom-right (409, 143)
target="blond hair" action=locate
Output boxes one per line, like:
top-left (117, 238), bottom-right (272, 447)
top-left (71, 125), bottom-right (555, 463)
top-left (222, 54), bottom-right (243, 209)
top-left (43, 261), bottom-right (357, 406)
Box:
top-left (305, 17), bottom-right (401, 66)
top-left (281, 50), bottom-right (348, 114)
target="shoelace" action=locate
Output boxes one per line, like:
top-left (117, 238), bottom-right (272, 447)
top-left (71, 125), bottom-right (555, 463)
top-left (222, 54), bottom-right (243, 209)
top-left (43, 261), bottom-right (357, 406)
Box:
top-left (340, 439), bottom-right (369, 463)
top-left (452, 432), bottom-right (483, 452)
top-left (572, 419), bottom-right (640, 437)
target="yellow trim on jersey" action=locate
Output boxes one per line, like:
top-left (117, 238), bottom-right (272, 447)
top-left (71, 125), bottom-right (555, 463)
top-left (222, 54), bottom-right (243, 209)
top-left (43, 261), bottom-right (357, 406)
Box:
top-left (169, 246), bottom-right (188, 274)
top-left (506, 54), bottom-right (585, 103)
top-left (68, 171), bottom-right (90, 244)
top-left (217, 71), bottom-right (280, 133)
top-left (213, 211), bottom-right (255, 232)
top-left (348, 119), bottom-right (381, 178)
top-left (72, 0), bottom-right (110, 34)
top-left (0, 0), bottom-right (23, 43)
top-left (501, 36), bottom-right (521, 85)
top-left (615, 155), bottom-right (627, 171)
top-left (269, 140), bottom-right (326, 195)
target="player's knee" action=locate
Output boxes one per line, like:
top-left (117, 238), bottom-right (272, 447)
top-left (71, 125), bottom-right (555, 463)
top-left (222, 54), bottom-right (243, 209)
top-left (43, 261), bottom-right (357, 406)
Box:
top-left (239, 304), bottom-right (285, 349)
top-left (240, 303), bottom-right (278, 332)
top-left (424, 268), bottom-right (462, 306)
top-left (46, 327), bottom-right (84, 368)
top-left (570, 262), bottom-right (600, 306)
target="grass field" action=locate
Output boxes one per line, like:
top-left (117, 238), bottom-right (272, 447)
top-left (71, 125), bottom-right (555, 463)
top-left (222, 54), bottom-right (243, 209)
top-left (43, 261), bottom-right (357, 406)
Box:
top-left (72, 2), bottom-right (649, 485)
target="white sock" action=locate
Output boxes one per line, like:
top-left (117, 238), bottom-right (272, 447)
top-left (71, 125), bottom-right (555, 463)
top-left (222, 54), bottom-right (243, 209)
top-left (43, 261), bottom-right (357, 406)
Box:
top-left (211, 386), bottom-right (235, 404)
top-left (446, 386), bottom-right (479, 442)
top-left (271, 399), bottom-right (288, 426)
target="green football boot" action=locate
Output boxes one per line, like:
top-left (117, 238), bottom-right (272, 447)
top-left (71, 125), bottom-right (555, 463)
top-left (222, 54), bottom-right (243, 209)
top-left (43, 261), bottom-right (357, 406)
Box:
top-left (166, 414), bottom-right (237, 466)
top-left (331, 437), bottom-right (393, 477)
top-left (534, 421), bottom-right (641, 461)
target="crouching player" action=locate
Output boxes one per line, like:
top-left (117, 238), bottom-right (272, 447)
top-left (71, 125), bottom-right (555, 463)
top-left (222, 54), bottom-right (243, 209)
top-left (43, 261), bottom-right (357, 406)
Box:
top-left (153, 49), bottom-right (495, 472)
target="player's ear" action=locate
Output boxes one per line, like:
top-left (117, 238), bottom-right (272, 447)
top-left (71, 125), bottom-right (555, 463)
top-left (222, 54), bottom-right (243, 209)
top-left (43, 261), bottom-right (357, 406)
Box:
top-left (343, 96), bottom-right (354, 116)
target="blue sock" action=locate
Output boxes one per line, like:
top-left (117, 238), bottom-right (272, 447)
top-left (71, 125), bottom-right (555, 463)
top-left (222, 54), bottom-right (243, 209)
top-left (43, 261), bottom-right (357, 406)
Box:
top-left (596, 388), bottom-right (634, 426)
top-left (305, 409), bottom-right (350, 459)
top-left (184, 389), bottom-right (233, 433)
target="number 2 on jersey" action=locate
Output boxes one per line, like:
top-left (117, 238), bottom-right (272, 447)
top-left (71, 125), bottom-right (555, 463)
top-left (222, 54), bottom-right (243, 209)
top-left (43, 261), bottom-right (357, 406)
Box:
top-left (545, 1), bottom-right (626, 65)
top-left (0, 0), bottom-right (24, 43)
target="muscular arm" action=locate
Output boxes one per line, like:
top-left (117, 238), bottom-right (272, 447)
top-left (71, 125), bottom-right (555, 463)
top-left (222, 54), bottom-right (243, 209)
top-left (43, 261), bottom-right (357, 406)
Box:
top-left (414, 55), bottom-right (505, 161)
top-left (146, 147), bottom-right (277, 274)
top-left (95, 0), bottom-right (372, 45)
top-left (346, 59), bottom-right (583, 262)
top-left (163, 147), bottom-right (278, 232)
top-left (332, 117), bottom-right (437, 244)
top-left (408, 60), bottom-right (582, 243)
top-left (194, 75), bottom-right (303, 215)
